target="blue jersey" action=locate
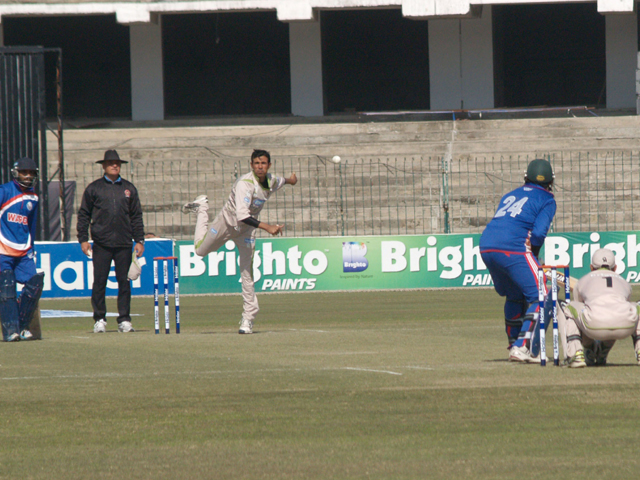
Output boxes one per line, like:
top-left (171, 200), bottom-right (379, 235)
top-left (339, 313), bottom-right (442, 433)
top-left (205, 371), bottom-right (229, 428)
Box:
top-left (479, 183), bottom-right (556, 253)
top-left (0, 180), bottom-right (38, 257)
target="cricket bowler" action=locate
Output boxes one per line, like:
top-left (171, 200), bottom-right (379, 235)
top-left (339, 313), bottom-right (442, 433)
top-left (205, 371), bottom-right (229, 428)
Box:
top-left (182, 149), bottom-right (297, 334)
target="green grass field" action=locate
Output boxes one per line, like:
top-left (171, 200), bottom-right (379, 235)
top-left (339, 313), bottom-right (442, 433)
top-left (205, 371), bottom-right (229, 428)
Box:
top-left (2, 289), bottom-right (640, 480)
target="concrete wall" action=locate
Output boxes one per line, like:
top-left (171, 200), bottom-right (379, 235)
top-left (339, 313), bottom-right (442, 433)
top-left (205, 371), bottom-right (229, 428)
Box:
top-left (0, 0), bottom-right (637, 118)
top-left (130, 19), bottom-right (164, 121)
top-left (0, 0), bottom-right (636, 22)
top-left (289, 19), bottom-right (324, 117)
top-left (606, 12), bottom-right (638, 109)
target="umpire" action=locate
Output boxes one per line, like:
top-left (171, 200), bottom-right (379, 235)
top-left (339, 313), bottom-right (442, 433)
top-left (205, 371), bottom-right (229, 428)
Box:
top-left (77, 149), bottom-right (145, 333)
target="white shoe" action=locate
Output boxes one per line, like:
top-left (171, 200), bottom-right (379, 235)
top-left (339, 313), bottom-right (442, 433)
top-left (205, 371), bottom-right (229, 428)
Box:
top-left (509, 346), bottom-right (530, 363)
top-left (509, 345), bottom-right (544, 364)
top-left (239, 318), bottom-right (253, 334)
top-left (568, 350), bottom-right (587, 368)
top-left (118, 321), bottom-right (134, 333)
top-left (527, 351), bottom-right (545, 364)
top-left (181, 195), bottom-right (208, 214)
top-left (6, 332), bottom-right (20, 342)
top-left (20, 330), bottom-right (33, 341)
top-left (93, 319), bottom-right (107, 333)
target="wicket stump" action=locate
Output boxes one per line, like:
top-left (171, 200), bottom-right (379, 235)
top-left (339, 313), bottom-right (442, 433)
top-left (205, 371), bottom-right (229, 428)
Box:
top-left (538, 265), bottom-right (570, 367)
top-left (153, 256), bottom-right (180, 334)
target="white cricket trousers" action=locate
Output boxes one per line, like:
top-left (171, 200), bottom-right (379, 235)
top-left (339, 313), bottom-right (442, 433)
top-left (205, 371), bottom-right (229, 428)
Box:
top-left (193, 205), bottom-right (259, 323)
top-left (560, 299), bottom-right (640, 358)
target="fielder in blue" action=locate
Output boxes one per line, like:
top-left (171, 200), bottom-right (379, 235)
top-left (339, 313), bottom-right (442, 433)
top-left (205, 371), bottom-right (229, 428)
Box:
top-left (0, 157), bottom-right (45, 342)
top-left (479, 159), bottom-right (556, 363)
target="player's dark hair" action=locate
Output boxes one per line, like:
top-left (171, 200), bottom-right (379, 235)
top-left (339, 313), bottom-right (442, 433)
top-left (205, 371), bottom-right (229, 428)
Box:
top-left (251, 149), bottom-right (271, 163)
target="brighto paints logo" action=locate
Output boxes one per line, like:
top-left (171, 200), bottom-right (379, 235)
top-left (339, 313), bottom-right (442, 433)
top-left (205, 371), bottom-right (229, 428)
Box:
top-left (343, 242), bottom-right (369, 272)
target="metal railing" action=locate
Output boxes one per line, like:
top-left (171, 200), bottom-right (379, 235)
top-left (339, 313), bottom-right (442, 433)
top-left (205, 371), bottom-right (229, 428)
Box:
top-left (63, 151), bottom-right (640, 240)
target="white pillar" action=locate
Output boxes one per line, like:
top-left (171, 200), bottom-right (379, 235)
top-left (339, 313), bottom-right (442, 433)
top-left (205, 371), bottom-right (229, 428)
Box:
top-left (289, 20), bottom-right (324, 117)
top-left (130, 19), bottom-right (164, 121)
top-left (460, 6), bottom-right (493, 109)
top-left (429, 19), bottom-right (462, 110)
top-left (606, 13), bottom-right (637, 109)
top-left (429, 6), bottom-right (493, 110)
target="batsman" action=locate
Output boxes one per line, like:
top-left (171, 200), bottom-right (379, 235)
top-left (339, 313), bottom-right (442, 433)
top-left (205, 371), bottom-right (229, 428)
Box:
top-left (0, 157), bottom-right (45, 342)
top-left (479, 159), bottom-right (556, 363)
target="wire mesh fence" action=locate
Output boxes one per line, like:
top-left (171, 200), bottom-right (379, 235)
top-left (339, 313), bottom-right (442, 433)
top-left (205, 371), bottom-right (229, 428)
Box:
top-left (64, 151), bottom-right (640, 240)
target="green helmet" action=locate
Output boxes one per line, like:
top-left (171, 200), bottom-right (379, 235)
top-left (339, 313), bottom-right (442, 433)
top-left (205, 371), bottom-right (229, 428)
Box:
top-left (524, 159), bottom-right (554, 187)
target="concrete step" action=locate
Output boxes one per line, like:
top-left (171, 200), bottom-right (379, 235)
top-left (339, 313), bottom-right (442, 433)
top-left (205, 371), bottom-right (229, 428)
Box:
top-left (53, 141), bottom-right (640, 167)
top-left (51, 116), bottom-right (640, 156)
top-left (55, 114), bottom-right (640, 241)
top-left (57, 123), bottom-right (640, 147)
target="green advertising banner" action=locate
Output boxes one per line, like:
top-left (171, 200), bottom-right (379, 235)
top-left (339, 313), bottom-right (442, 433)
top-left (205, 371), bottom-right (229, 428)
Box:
top-left (176, 231), bottom-right (640, 294)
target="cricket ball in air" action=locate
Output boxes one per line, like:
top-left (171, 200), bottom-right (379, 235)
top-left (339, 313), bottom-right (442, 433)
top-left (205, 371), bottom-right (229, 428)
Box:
top-left (331, 155), bottom-right (342, 164)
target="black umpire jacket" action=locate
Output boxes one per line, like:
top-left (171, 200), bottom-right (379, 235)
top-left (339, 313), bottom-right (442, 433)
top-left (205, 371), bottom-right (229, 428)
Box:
top-left (77, 176), bottom-right (145, 248)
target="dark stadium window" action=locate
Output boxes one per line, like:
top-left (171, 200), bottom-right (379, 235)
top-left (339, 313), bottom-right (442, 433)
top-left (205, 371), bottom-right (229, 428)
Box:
top-left (321, 9), bottom-right (430, 114)
top-left (162, 12), bottom-right (291, 117)
top-left (493, 4), bottom-right (606, 108)
top-left (3, 15), bottom-right (132, 119)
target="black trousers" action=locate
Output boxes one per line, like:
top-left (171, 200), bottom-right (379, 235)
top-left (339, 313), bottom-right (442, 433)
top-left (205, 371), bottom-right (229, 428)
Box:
top-left (91, 243), bottom-right (131, 323)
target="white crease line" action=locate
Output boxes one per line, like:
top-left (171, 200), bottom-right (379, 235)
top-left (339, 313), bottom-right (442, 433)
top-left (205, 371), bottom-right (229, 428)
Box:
top-left (2, 366), bottom-right (406, 381)
top-left (292, 351), bottom-right (380, 356)
top-left (343, 367), bottom-right (402, 376)
top-left (0, 365), bottom-right (494, 382)
top-left (1, 368), bottom-right (302, 382)
top-left (288, 329), bottom-right (328, 333)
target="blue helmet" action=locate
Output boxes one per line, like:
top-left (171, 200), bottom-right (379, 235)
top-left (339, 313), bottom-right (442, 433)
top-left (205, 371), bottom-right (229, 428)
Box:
top-left (11, 157), bottom-right (39, 188)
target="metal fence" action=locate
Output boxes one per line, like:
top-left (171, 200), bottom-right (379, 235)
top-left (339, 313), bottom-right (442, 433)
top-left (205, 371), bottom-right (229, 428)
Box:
top-left (63, 151), bottom-right (640, 240)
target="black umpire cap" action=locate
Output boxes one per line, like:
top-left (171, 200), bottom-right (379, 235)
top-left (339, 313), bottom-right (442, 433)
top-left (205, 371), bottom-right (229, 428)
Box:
top-left (97, 149), bottom-right (128, 164)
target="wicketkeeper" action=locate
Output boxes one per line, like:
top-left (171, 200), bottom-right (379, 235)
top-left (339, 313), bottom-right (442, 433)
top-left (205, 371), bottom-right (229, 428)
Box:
top-left (560, 248), bottom-right (640, 368)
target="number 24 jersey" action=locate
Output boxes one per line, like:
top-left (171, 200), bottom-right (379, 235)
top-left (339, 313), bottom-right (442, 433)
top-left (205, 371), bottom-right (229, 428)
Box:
top-left (479, 184), bottom-right (556, 253)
